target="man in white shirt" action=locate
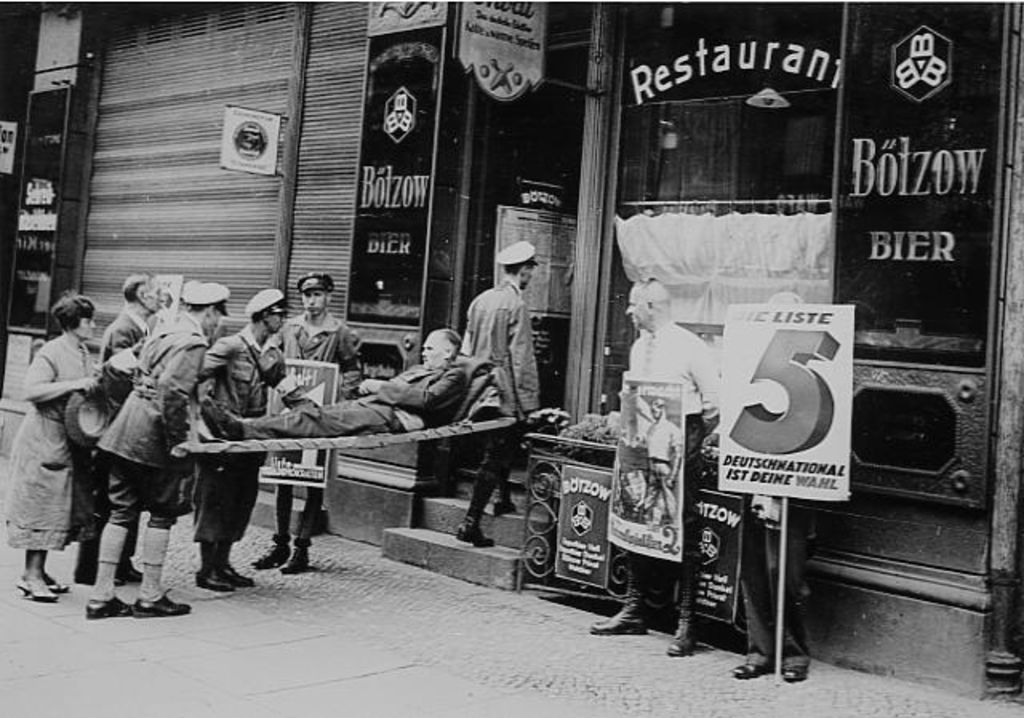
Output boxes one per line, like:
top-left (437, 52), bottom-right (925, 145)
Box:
top-left (590, 278), bottom-right (720, 658)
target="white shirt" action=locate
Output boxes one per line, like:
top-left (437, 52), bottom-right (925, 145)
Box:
top-left (628, 322), bottom-right (720, 423)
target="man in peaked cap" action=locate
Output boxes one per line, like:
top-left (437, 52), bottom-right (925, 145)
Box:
top-left (192, 288), bottom-right (289, 592)
top-left (455, 241), bottom-right (541, 548)
top-left (87, 281), bottom-right (229, 620)
top-left (252, 271), bottom-right (361, 575)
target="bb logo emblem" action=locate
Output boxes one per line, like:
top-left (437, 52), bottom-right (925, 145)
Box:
top-left (570, 501), bottom-right (593, 536)
top-left (891, 26), bottom-right (952, 102)
top-left (699, 527), bottom-right (720, 565)
top-left (384, 87), bottom-right (416, 144)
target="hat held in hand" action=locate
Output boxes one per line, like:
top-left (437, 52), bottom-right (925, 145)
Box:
top-left (65, 391), bottom-right (111, 448)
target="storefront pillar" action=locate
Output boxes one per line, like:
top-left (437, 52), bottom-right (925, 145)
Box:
top-left (566, 4), bottom-right (618, 417)
top-left (988, 4), bottom-right (1024, 695)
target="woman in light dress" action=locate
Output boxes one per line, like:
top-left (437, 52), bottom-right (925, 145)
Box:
top-left (5, 292), bottom-right (99, 602)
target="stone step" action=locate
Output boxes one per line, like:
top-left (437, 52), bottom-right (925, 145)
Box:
top-left (382, 527), bottom-right (521, 590)
top-left (420, 496), bottom-right (530, 550)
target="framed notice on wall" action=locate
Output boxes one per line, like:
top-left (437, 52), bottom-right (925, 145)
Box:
top-left (8, 88), bottom-right (69, 332)
top-left (495, 206), bottom-right (576, 317)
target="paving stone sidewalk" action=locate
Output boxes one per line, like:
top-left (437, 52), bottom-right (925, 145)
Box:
top-left (1, 455), bottom-right (1022, 717)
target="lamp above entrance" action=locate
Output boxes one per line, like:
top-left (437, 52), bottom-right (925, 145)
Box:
top-left (745, 87), bottom-right (790, 109)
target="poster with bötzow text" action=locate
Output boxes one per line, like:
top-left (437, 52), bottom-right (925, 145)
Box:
top-left (718, 304), bottom-right (853, 502)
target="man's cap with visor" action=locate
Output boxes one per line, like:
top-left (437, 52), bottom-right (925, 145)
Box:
top-left (496, 240), bottom-right (537, 266)
top-left (181, 281), bottom-right (230, 313)
top-left (245, 288), bottom-right (286, 318)
top-left (297, 272), bottom-right (334, 294)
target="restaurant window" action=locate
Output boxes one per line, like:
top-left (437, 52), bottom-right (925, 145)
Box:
top-left (603, 3), bottom-right (842, 404)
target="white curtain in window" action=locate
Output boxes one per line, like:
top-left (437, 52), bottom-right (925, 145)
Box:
top-left (615, 211), bottom-right (833, 324)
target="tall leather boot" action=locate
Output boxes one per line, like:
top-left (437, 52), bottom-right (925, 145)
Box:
top-left (456, 470), bottom-right (497, 548)
top-left (590, 554), bottom-right (647, 635)
top-left (667, 563), bottom-right (698, 656)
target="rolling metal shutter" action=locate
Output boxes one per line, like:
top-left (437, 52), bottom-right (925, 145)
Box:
top-left (82, 4), bottom-right (297, 319)
top-left (287, 3), bottom-right (367, 310)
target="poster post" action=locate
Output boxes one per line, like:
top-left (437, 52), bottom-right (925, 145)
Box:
top-left (718, 302), bottom-right (853, 683)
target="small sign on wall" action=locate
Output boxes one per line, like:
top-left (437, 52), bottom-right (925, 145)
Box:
top-left (219, 106), bottom-right (281, 176)
top-left (0, 121), bottom-right (17, 175)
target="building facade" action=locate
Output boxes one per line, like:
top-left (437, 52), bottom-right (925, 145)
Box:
top-left (1, 2), bottom-right (1023, 697)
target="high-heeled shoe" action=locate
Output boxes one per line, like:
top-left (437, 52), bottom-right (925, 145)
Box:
top-left (16, 578), bottom-right (59, 603)
top-left (42, 573), bottom-right (70, 594)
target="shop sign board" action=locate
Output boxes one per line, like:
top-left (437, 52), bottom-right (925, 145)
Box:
top-left (623, 6), bottom-right (843, 106)
top-left (219, 106), bottom-right (281, 176)
top-left (258, 359), bottom-right (339, 488)
top-left (0, 121), bottom-right (17, 175)
top-left (458, 2), bottom-right (546, 102)
top-left (367, 1), bottom-right (447, 36)
top-left (609, 377), bottom-right (692, 562)
top-left (835, 5), bottom-right (1003, 366)
top-left (718, 303), bottom-right (854, 502)
top-left (555, 464), bottom-right (612, 589)
top-left (349, 28), bottom-right (443, 326)
top-left (8, 88), bottom-right (68, 332)
top-left (694, 489), bottom-right (743, 624)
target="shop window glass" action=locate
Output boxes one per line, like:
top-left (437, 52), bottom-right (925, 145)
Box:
top-left (602, 3), bottom-right (841, 407)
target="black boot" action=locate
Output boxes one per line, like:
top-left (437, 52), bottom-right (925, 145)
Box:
top-left (667, 564), bottom-right (698, 657)
top-left (591, 555), bottom-right (647, 635)
top-left (280, 538), bottom-right (310, 574)
top-left (456, 470), bottom-right (497, 548)
top-left (217, 541), bottom-right (254, 587)
top-left (196, 541), bottom-right (234, 592)
top-left (253, 534), bottom-right (290, 570)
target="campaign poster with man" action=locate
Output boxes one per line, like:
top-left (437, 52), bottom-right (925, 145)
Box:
top-left (258, 359), bottom-right (339, 488)
top-left (718, 303), bottom-right (854, 502)
top-left (609, 378), bottom-right (687, 562)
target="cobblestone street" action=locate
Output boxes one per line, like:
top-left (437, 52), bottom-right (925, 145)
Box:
top-left (2, 458), bottom-right (1024, 718)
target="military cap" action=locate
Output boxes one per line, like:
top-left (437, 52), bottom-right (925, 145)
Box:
top-left (181, 281), bottom-right (230, 310)
top-left (245, 288), bottom-right (286, 318)
top-left (496, 241), bottom-right (537, 266)
top-left (297, 272), bottom-right (334, 294)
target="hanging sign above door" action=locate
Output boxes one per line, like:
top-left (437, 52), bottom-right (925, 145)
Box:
top-left (458, 3), bottom-right (547, 102)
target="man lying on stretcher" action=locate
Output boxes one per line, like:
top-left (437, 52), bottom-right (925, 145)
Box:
top-left (201, 328), bottom-right (468, 441)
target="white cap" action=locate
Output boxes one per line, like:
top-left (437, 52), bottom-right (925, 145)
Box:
top-left (496, 241), bottom-right (537, 266)
top-left (245, 288), bottom-right (285, 318)
top-left (181, 281), bottom-right (230, 309)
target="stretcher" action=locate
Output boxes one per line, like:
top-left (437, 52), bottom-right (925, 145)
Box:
top-left (177, 355), bottom-right (515, 456)
top-left (176, 416), bottom-right (516, 455)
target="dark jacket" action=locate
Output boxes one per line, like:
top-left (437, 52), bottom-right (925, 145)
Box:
top-left (365, 361), bottom-right (468, 428)
top-left (200, 328), bottom-right (286, 418)
top-left (100, 308), bottom-right (149, 362)
top-left (98, 313), bottom-right (207, 467)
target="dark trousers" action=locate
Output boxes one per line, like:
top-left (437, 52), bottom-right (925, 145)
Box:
top-left (193, 454), bottom-right (264, 543)
top-left (739, 503), bottom-right (813, 670)
top-left (243, 401), bottom-right (394, 439)
top-left (74, 450), bottom-right (138, 582)
top-left (274, 483), bottom-right (322, 542)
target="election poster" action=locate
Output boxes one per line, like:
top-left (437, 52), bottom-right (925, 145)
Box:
top-left (609, 377), bottom-right (691, 562)
top-left (258, 359), bottom-right (339, 488)
top-left (694, 489), bottom-right (743, 623)
top-left (555, 465), bottom-right (612, 589)
top-left (718, 303), bottom-right (854, 502)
